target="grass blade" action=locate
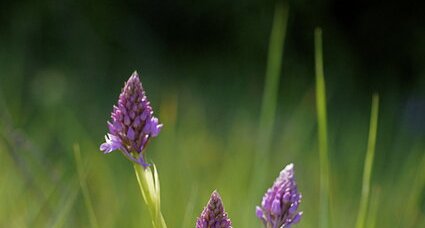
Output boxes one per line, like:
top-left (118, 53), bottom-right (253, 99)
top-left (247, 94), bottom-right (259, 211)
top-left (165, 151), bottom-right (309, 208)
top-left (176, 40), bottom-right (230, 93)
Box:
top-left (402, 148), bottom-right (425, 227)
top-left (50, 178), bottom-right (80, 228)
top-left (366, 186), bottom-right (381, 228)
top-left (246, 2), bottom-right (289, 226)
top-left (73, 143), bottom-right (99, 228)
top-left (257, 0), bottom-right (289, 157)
top-left (314, 27), bottom-right (330, 228)
top-left (355, 94), bottom-right (380, 228)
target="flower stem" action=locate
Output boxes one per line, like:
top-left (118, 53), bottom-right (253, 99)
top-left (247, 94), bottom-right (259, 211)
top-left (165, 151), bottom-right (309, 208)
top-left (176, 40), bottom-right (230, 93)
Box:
top-left (133, 163), bottom-right (167, 228)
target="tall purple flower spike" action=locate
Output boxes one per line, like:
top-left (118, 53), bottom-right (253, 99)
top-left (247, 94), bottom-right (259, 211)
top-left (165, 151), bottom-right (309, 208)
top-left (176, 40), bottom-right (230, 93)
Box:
top-left (256, 163), bottom-right (303, 228)
top-left (196, 190), bottom-right (232, 228)
top-left (100, 71), bottom-right (163, 167)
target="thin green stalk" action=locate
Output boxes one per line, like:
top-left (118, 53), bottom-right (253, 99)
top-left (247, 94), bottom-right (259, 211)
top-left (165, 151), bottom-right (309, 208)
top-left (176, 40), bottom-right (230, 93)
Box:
top-left (355, 94), bottom-right (380, 228)
top-left (257, 0), bottom-right (289, 157)
top-left (133, 163), bottom-right (167, 228)
top-left (250, 0), bottom-right (289, 194)
top-left (246, 2), bottom-right (289, 226)
top-left (314, 27), bottom-right (330, 228)
top-left (73, 144), bottom-right (99, 228)
top-left (402, 148), bottom-right (425, 227)
top-left (366, 187), bottom-right (381, 228)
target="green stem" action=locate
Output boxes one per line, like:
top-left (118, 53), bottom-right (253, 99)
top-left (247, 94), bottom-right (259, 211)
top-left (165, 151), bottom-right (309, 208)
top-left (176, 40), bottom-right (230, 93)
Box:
top-left (366, 187), bottom-right (381, 228)
top-left (257, 0), bottom-right (289, 158)
top-left (356, 94), bottom-right (380, 228)
top-left (245, 2), bottom-right (289, 226)
top-left (314, 27), bottom-right (331, 228)
top-left (133, 163), bottom-right (167, 228)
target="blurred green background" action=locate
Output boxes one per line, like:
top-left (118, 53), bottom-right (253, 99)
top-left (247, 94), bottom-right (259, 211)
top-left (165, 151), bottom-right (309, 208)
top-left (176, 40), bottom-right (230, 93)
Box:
top-left (0, 0), bottom-right (424, 227)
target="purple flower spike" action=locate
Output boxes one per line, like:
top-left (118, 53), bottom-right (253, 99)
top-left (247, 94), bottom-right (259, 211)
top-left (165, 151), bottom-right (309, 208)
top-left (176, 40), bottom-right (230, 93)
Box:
top-left (100, 71), bottom-right (163, 167)
top-left (196, 190), bottom-right (232, 228)
top-left (256, 163), bottom-right (303, 228)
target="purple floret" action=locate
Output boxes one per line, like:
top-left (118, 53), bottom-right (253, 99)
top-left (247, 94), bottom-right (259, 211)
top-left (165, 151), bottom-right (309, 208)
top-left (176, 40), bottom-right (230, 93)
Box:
top-left (256, 163), bottom-right (303, 228)
top-left (100, 71), bottom-right (163, 167)
top-left (196, 191), bottom-right (232, 228)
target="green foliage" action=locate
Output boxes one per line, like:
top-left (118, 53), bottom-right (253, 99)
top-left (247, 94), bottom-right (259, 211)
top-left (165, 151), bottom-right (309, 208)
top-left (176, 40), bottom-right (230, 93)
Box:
top-left (0, 76), bottom-right (424, 227)
top-left (0, 2), bottom-right (424, 228)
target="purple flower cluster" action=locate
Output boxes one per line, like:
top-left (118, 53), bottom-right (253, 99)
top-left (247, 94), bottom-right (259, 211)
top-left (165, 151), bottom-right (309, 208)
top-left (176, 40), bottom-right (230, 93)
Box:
top-left (196, 191), bottom-right (232, 228)
top-left (100, 71), bottom-right (162, 167)
top-left (99, 71), bottom-right (303, 228)
top-left (256, 163), bottom-right (302, 228)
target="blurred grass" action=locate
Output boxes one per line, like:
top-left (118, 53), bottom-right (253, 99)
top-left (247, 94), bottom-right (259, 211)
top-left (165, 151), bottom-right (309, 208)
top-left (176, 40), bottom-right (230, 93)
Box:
top-left (366, 187), bottom-right (380, 228)
top-left (256, 0), bottom-right (289, 157)
top-left (356, 94), bottom-right (379, 228)
top-left (73, 144), bottom-right (99, 228)
top-left (0, 72), bottom-right (424, 227)
top-left (314, 27), bottom-right (331, 228)
top-left (247, 0), bottom-right (289, 226)
top-left (0, 3), bottom-right (424, 228)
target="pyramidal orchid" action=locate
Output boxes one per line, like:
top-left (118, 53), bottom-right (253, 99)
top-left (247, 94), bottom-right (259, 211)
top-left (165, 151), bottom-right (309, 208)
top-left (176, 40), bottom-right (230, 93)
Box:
top-left (196, 190), bottom-right (232, 228)
top-left (256, 163), bottom-right (302, 228)
top-left (100, 71), bottom-right (167, 228)
top-left (100, 71), bottom-right (163, 167)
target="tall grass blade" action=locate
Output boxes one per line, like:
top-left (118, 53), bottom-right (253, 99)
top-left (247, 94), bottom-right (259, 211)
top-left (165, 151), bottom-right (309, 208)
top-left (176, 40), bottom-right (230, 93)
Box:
top-left (403, 148), bottom-right (425, 227)
top-left (257, 0), bottom-right (289, 157)
top-left (73, 143), bottom-right (99, 228)
top-left (314, 27), bottom-right (331, 228)
top-left (366, 186), bottom-right (381, 228)
top-left (247, 2), bottom-right (289, 226)
top-left (355, 94), bottom-right (380, 228)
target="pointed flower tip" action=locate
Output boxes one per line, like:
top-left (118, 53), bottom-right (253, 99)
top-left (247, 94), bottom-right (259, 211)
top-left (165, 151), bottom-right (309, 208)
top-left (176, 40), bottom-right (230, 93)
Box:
top-left (196, 190), bottom-right (232, 228)
top-left (211, 189), bottom-right (220, 198)
top-left (100, 71), bottom-right (162, 167)
top-left (286, 163), bottom-right (294, 170)
top-left (256, 163), bottom-right (302, 227)
top-left (129, 71), bottom-right (140, 81)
